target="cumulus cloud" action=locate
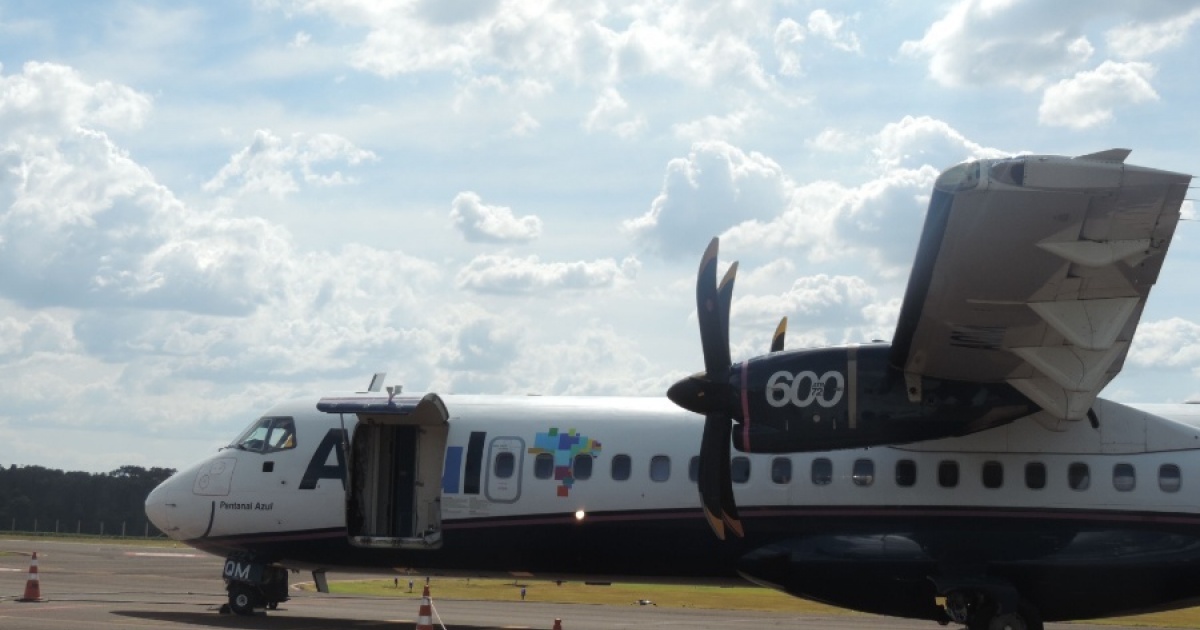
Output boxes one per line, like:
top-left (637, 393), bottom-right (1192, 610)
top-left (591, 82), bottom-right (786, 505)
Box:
top-left (203, 129), bottom-right (377, 198)
top-left (450, 192), bottom-right (542, 243)
top-left (1107, 8), bottom-right (1200, 58)
top-left (0, 61), bottom-right (152, 133)
top-left (280, 0), bottom-right (777, 90)
top-left (874, 115), bottom-right (1010, 171)
top-left (266, 0), bottom-right (864, 136)
top-left (671, 104), bottom-right (760, 142)
top-left (773, 18), bottom-right (806, 77)
top-left (583, 87), bottom-right (646, 138)
top-left (1128, 318), bottom-right (1200, 370)
top-left (623, 141), bottom-right (790, 258)
top-left (807, 128), bottom-right (863, 153)
top-left (734, 274), bottom-right (877, 325)
top-left (444, 317), bottom-right (520, 371)
top-left (660, 117), bottom-right (1010, 274)
top-left (1038, 61), bottom-right (1158, 129)
top-left (772, 10), bottom-right (861, 77)
top-left (510, 111), bottom-right (541, 136)
top-left (0, 63), bottom-right (296, 315)
top-left (455, 253), bottom-right (639, 294)
top-left (901, 1), bottom-right (1200, 106)
top-left (901, 1), bottom-right (1096, 90)
top-left (806, 9), bottom-right (861, 53)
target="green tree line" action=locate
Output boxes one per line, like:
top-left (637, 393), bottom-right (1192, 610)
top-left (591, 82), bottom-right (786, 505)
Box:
top-left (0, 464), bottom-right (176, 536)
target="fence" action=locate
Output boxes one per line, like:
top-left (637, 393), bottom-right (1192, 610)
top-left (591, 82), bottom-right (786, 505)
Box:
top-left (6, 517), bottom-right (169, 538)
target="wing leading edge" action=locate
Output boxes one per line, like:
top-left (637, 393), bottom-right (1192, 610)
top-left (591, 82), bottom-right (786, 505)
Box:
top-left (890, 150), bottom-right (1192, 422)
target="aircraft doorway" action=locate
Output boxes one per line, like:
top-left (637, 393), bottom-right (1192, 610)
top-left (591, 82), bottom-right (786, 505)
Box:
top-left (338, 393), bottom-right (449, 549)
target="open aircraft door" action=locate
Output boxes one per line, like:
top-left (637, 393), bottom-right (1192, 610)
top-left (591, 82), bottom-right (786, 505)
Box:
top-left (317, 391), bottom-right (449, 550)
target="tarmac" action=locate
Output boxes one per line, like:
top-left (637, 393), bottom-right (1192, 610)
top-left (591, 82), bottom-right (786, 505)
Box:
top-left (0, 537), bottom-right (1182, 630)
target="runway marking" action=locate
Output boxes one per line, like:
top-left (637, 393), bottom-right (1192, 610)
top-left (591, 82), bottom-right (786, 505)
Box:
top-left (123, 552), bottom-right (202, 558)
top-left (0, 567), bottom-right (21, 572)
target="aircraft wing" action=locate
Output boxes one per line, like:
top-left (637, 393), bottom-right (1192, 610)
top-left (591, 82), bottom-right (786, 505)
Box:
top-left (889, 150), bottom-right (1192, 420)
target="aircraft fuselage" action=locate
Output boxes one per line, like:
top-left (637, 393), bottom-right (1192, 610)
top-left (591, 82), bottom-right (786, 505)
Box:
top-left (146, 393), bottom-right (1200, 623)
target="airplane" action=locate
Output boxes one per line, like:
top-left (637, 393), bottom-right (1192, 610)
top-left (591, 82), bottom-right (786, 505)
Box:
top-left (145, 149), bottom-right (1197, 630)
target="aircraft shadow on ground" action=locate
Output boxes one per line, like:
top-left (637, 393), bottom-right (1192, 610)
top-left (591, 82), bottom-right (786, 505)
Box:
top-left (115, 609), bottom-right (509, 629)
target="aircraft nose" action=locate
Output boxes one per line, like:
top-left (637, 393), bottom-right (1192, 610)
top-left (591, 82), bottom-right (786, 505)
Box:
top-left (144, 479), bottom-right (176, 538)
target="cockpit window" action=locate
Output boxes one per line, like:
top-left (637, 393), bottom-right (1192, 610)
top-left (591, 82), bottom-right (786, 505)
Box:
top-left (230, 416), bottom-right (297, 453)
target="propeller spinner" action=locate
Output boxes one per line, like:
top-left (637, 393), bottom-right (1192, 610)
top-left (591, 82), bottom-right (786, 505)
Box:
top-left (666, 237), bottom-right (744, 540)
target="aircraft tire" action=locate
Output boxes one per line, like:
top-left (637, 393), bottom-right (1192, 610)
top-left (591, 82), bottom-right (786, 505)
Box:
top-left (986, 601), bottom-right (1043, 630)
top-left (228, 583), bottom-right (264, 616)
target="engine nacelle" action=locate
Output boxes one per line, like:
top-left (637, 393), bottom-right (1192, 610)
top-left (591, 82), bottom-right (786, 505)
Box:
top-left (727, 343), bottom-right (1036, 453)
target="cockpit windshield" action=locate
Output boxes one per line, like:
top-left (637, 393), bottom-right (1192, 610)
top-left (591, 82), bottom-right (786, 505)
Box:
top-left (229, 416), bottom-right (297, 453)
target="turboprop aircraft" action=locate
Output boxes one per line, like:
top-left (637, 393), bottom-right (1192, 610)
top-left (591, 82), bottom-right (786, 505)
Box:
top-left (146, 150), bottom-right (1197, 630)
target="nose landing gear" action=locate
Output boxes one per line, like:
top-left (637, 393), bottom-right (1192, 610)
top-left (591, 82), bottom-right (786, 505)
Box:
top-left (221, 555), bottom-right (290, 616)
top-left (227, 581), bottom-right (266, 616)
top-left (935, 578), bottom-right (1043, 630)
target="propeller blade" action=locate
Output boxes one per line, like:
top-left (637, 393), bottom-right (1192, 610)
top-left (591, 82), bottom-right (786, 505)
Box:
top-left (770, 316), bottom-right (787, 353)
top-left (716, 260), bottom-right (737, 370)
top-left (696, 238), bottom-right (729, 377)
top-left (717, 425), bottom-right (743, 537)
top-left (678, 236), bottom-right (746, 540)
top-left (698, 413), bottom-right (730, 540)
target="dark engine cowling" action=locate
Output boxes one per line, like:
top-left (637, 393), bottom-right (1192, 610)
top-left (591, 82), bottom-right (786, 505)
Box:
top-left (670, 237), bottom-right (1038, 539)
top-left (728, 343), bottom-right (1036, 453)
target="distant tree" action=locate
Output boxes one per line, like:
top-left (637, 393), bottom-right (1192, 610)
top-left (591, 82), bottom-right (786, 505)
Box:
top-left (0, 464), bottom-right (176, 535)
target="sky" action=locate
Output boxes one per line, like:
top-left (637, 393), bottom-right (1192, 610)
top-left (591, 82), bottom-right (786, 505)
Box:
top-left (2, 0), bottom-right (1200, 473)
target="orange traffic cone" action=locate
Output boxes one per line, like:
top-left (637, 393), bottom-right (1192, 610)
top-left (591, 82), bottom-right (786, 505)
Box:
top-left (18, 552), bottom-right (44, 602)
top-left (552, 619), bottom-right (563, 630)
top-left (415, 584), bottom-right (434, 630)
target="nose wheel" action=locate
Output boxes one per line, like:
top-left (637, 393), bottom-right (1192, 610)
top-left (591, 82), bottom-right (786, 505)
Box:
top-left (939, 584), bottom-right (1042, 630)
top-left (227, 582), bottom-right (266, 616)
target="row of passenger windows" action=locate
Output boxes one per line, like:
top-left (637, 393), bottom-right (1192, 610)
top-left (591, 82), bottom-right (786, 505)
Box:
top-left (497, 452), bottom-right (1184, 493)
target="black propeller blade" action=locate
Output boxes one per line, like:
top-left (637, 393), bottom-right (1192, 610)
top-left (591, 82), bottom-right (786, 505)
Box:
top-left (667, 237), bottom-right (743, 540)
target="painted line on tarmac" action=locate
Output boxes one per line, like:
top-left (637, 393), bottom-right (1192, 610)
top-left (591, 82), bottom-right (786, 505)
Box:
top-left (123, 552), bottom-right (202, 558)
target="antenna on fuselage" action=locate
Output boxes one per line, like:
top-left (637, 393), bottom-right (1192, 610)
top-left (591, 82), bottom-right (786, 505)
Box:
top-left (367, 372), bottom-right (387, 392)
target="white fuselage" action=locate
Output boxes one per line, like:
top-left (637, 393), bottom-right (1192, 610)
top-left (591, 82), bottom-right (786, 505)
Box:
top-left (147, 394), bottom-right (1200, 547)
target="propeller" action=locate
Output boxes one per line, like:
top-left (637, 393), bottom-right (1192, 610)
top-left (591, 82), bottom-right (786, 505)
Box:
top-left (667, 237), bottom-right (743, 540)
top-left (770, 317), bottom-right (787, 353)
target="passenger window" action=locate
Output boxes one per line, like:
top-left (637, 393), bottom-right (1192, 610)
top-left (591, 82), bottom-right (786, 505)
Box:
top-left (732, 456), bottom-right (751, 484)
top-left (650, 455), bottom-right (671, 482)
top-left (1068, 462), bottom-right (1090, 491)
top-left (938, 460), bottom-right (959, 488)
top-left (611, 454), bottom-right (631, 481)
top-left (852, 459), bottom-right (874, 487)
top-left (982, 461), bottom-right (1003, 489)
top-left (494, 452), bottom-right (515, 479)
top-left (1113, 463), bottom-right (1135, 492)
top-left (895, 459), bottom-right (917, 487)
top-left (1160, 464), bottom-right (1182, 493)
top-left (1025, 462), bottom-right (1046, 490)
top-left (812, 458), bottom-right (833, 485)
top-left (534, 453), bottom-right (553, 479)
top-left (573, 453), bottom-right (593, 480)
top-left (771, 458), bottom-right (792, 484)
top-left (689, 456), bottom-right (700, 483)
